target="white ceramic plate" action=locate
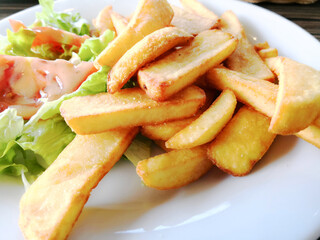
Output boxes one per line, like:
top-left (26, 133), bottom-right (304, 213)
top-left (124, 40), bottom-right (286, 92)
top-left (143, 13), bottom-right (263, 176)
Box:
top-left (1, 0), bottom-right (320, 239)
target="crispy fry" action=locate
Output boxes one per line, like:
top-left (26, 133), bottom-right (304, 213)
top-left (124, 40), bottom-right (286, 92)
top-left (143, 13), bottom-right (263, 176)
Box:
top-left (19, 128), bottom-right (138, 240)
top-left (107, 27), bottom-right (193, 93)
top-left (258, 48), bottom-right (278, 58)
top-left (179, 0), bottom-right (219, 21)
top-left (165, 89), bottom-right (237, 149)
top-left (170, 5), bottom-right (218, 35)
top-left (60, 86), bottom-right (206, 135)
top-left (136, 145), bottom-right (212, 190)
top-left (110, 11), bottom-right (128, 35)
top-left (265, 56), bottom-right (320, 134)
top-left (95, 0), bottom-right (173, 68)
top-left (208, 106), bottom-right (276, 176)
top-left (206, 67), bottom-right (278, 117)
top-left (141, 116), bottom-right (197, 141)
top-left (138, 30), bottom-right (237, 101)
top-left (296, 124), bottom-right (320, 149)
top-left (206, 67), bottom-right (320, 148)
top-left (92, 5), bottom-right (115, 36)
top-left (254, 41), bottom-right (270, 51)
top-left (220, 10), bottom-right (275, 81)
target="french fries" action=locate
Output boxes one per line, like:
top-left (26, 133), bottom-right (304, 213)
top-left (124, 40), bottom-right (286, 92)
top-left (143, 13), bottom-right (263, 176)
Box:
top-left (138, 29), bottom-right (237, 101)
top-left (141, 116), bottom-right (197, 141)
top-left (92, 6), bottom-right (115, 36)
top-left (60, 86), bottom-right (206, 134)
top-left (110, 11), bottom-right (128, 35)
top-left (179, 0), bottom-right (219, 21)
top-left (136, 145), bottom-right (212, 190)
top-left (206, 66), bottom-right (320, 148)
top-left (107, 27), bottom-right (193, 93)
top-left (18, 0), bottom-right (320, 239)
top-left (95, 0), bottom-right (174, 68)
top-left (208, 106), bottom-right (276, 176)
top-left (170, 5), bottom-right (218, 35)
top-left (165, 89), bottom-right (237, 149)
top-left (265, 56), bottom-right (320, 134)
top-left (19, 128), bottom-right (138, 240)
top-left (220, 10), bottom-right (275, 81)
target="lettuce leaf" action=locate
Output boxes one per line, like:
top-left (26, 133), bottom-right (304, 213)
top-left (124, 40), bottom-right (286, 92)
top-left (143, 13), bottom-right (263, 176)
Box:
top-left (2, 28), bottom-right (80, 60)
top-left (78, 29), bottom-right (115, 61)
top-left (0, 109), bottom-right (44, 177)
top-left (36, 0), bottom-right (90, 36)
top-left (19, 116), bottom-right (75, 169)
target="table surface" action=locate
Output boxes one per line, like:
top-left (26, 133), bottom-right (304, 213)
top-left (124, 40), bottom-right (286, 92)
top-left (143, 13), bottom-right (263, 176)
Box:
top-left (0, 0), bottom-right (319, 41)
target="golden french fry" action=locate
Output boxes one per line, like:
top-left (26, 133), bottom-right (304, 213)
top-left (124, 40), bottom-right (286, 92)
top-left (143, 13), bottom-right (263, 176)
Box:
top-left (165, 89), bottom-right (237, 149)
top-left (138, 30), bottom-right (237, 101)
top-left (107, 27), bottom-right (193, 93)
top-left (136, 145), bottom-right (212, 190)
top-left (60, 86), bottom-right (206, 135)
top-left (258, 48), bottom-right (278, 59)
top-left (95, 0), bottom-right (173, 67)
top-left (220, 10), bottom-right (274, 81)
top-left (141, 116), bottom-right (197, 141)
top-left (265, 56), bottom-right (320, 134)
top-left (208, 106), bottom-right (276, 176)
top-left (170, 5), bottom-right (217, 35)
top-left (110, 11), bottom-right (128, 35)
top-left (179, 0), bottom-right (219, 21)
top-left (92, 5), bottom-right (115, 36)
top-left (140, 89), bottom-right (216, 141)
top-left (19, 128), bottom-right (138, 240)
top-left (206, 67), bottom-right (320, 149)
top-left (296, 124), bottom-right (320, 149)
top-left (254, 41), bottom-right (270, 51)
top-left (206, 67), bottom-right (278, 117)
top-left (154, 140), bottom-right (173, 152)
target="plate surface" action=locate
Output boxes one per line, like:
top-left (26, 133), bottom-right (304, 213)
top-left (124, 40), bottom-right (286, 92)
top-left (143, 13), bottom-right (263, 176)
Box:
top-left (0, 0), bottom-right (320, 239)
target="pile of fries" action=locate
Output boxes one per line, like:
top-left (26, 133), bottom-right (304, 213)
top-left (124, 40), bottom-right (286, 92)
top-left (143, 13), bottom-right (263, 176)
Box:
top-left (19, 0), bottom-right (320, 239)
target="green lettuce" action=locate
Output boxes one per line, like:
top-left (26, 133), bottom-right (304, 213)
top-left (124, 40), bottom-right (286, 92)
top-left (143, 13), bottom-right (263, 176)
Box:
top-left (123, 134), bottom-right (152, 166)
top-left (0, 109), bottom-right (44, 178)
top-left (2, 28), bottom-right (80, 60)
top-left (36, 0), bottom-right (90, 36)
top-left (19, 116), bottom-right (75, 169)
top-left (78, 30), bottom-right (115, 61)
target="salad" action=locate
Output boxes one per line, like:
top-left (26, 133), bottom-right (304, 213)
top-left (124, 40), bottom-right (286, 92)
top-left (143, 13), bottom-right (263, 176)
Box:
top-left (0, 0), bottom-right (149, 185)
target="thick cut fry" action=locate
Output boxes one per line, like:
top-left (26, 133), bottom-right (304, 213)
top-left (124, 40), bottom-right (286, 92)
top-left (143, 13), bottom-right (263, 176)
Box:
top-left (258, 48), bottom-right (278, 59)
top-left (296, 125), bottom-right (320, 149)
top-left (141, 89), bottom-right (216, 140)
top-left (206, 67), bottom-right (320, 148)
top-left (136, 145), bottom-right (212, 190)
top-left (208, 106), bottom-right (276, 176)
top-left (107, 27), bottom-right (193, 93)
top-left (254, 41), bottom-right (270, 51)
top-left (60, 86), bottom-right (206, 135)
top-left (165, 89), bottom-right (237, 149)
top-left (206, 67), bottom-right (278, 117)
top-left (110, 11), bottom-right (128, 35)
top-left (138, 30), bottom-right (237, 101)
top-left (95, 0), bottom-right (173, 67)
top-left (220, 11), bottom-right (274, 81)
top-left (92, 5), bottom-right (115, 36)
top-left (19, 128), bottom-right (138, 240)
top-left (265, 56), bottom-right (320, 134)
top-left (170, 5), bottom-right (217, 35)
top-left (179, 0), bottom-right (219, 21)
top-left (141, 116), bottom-right (197, 141)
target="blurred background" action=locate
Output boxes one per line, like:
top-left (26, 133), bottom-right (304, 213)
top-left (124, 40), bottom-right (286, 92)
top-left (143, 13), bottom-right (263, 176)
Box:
top-left (0, 0), bottom-right (319, 41)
